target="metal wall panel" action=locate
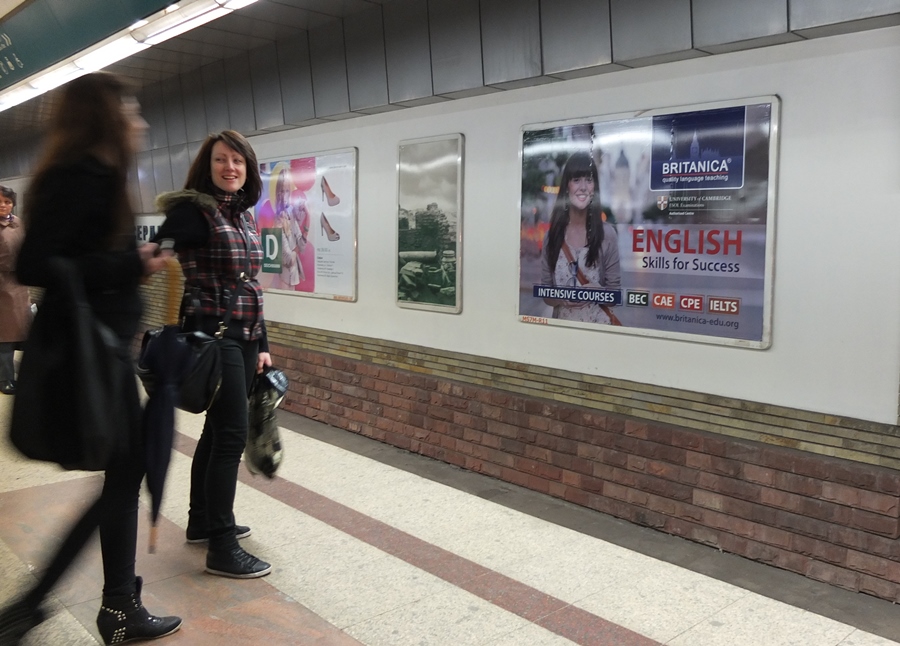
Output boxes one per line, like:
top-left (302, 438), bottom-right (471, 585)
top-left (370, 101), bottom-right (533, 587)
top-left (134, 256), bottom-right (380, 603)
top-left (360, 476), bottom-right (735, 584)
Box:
top-left (383, 0), bottom-right (433, 104)
top-left (225, 52), bottom-right (257, 134)
top-left (610, 0), bottom-right (699, 66)
top-left (201, 61), bottom-right (231, 136)
top-left (160, 76), bottom-right (187, 147)
top-left (790, 0), bottom-right (900, 36)
top-left (127, 156), bottom-right (142, 215)
top-left (481, 0), bottom-right (542, 86)
top-left (141, 82), bottom-right (167, 151)
top-left (429, 0), bottom-right (484, 96)
top-left (169, 143), bottom-right (191, 192)
top-left (345, 6), bottom-right (390, 112)
top-left (309, 20), bottom-right (351, 118)
top-left (135, 150), bottom-right (156, 215)
top-left (693, 0), bottom-right (797, 53)
top-left (249, 43), bottom-right (285, 130)
top-left (277, 32), bottom-right (316, 125)
top-left (180, 69), bottom-right (208, 143)
top-left (541, 0), bottom-right (614, 77)
top-left (188, 141), bottom-right (204, 168)
top-left (151, 147), bottom-right (174, 195)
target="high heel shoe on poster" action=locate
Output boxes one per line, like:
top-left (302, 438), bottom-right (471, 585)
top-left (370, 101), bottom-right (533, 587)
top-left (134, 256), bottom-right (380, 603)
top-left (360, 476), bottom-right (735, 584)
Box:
top-left (321, 176), bottom-right (340, 207)
top-left (320, 213), bottom-right (340, 241)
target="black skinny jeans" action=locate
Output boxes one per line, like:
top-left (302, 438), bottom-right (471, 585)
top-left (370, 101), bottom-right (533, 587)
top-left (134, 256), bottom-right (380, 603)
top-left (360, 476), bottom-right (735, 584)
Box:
top-left (188, 336), bottom-right (258, 548)
top-left (26, 347), bottom-right (144, 604)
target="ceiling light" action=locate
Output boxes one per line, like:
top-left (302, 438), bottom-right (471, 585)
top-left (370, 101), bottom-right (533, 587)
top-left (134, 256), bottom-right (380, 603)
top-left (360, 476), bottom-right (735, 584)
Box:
top-left (74, 35), bottom-right (149, 72)
top-left (0, 86), bottom-right (40, 111)
top-left (28, 63), bottom-right (85, 91)
top-left (131, 0), bottom-right (225, 44)
top-left (220, 0), bottom-right (259, 9)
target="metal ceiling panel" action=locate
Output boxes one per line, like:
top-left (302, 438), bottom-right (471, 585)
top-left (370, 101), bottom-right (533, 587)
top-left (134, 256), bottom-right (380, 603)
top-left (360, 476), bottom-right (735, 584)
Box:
top-left (161, 75), bottom-right (187, 147)
top-left (345, 5), bottom-right (389, 112)
top-left (277, 31), bottom-right (316, 125)
top-left (428, 0), bottom-right (483, 96)
top-left (383, 0), bottom-right (433, 104)
top-left (309, 19), bottom-right (351, 117)
top-left (249, 42), bottom-right (285, 130)
top-left (481, 0), bottom-right (542, 87)
top-left (541, 0), bottom-right (614, 78)
top-left (180, 68), bottom-right (208, 143)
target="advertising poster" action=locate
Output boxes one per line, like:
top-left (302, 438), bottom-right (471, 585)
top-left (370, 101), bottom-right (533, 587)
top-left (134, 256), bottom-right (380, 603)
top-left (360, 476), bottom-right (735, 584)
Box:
top-left (519, 97), bottom-right (778, 348)
top-left (255, 148), bottom-right (357, 301)
top-left (397, 134), bottom-right (464, 313)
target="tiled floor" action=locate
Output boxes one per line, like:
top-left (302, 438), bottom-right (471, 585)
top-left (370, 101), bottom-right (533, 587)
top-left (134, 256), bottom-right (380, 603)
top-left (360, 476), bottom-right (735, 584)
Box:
top-left (0, 391), bottom-right (899, 645)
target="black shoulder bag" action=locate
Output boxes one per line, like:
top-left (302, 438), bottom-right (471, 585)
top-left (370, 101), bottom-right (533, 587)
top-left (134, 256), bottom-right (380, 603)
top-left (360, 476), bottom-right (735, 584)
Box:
top-left (10, 258), bottom-right (126, 470)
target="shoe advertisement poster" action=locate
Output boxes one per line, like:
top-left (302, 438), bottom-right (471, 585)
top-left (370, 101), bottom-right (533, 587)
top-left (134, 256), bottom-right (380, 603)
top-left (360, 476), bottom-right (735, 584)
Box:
top-left (255, 148), bottom-right (357, 301)
top-left (518, 97), bottom-right (778, 348)
top-left (396, 134), bottom-right (464, 313)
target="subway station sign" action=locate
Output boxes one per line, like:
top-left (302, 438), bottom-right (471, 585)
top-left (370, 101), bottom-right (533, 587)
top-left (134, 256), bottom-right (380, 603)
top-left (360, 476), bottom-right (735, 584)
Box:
top-left (0, 0), bottom-right (170, 91)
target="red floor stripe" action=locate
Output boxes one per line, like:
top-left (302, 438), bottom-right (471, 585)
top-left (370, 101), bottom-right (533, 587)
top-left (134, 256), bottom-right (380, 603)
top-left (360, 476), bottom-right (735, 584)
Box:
top-left (176, 432), bottom-right (659, 646)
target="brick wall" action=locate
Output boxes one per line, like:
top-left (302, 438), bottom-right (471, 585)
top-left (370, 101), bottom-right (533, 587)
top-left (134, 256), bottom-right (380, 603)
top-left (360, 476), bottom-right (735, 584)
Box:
top-left (267, 339), bottom-right (900, 603)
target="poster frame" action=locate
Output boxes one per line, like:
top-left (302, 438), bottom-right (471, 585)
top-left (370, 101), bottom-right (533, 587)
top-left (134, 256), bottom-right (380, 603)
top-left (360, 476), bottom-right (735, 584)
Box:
top-left (396, 133), bottom-right (465, 314)
top-left (518, 95), bottom-right (780, 349)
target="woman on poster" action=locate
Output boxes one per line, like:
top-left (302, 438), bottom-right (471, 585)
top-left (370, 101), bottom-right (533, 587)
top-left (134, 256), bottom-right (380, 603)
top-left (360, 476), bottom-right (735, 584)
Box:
top-left (274, 166), bottom-right (309, 288)
top-left (540, 150), bottom-right (621, 323)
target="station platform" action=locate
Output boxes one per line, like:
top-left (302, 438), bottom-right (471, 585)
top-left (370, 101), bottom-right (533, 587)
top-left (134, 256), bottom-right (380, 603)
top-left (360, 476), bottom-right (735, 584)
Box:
top-left (1, 394), bottom-right (899, 646)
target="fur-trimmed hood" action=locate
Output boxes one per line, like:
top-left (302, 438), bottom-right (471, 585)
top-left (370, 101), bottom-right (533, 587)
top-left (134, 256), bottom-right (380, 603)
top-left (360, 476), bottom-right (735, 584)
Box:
top-left (155, 189), bottom-right (218, 215)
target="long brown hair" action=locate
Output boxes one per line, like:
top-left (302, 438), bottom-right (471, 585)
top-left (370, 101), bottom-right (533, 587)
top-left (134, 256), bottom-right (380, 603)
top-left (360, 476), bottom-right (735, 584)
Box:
top-left (27, 72), bottom-right (136, 246)
top-left (184, 130), bottom-right (262, 210)
top-left (545, 151), bottom-right (605, 270)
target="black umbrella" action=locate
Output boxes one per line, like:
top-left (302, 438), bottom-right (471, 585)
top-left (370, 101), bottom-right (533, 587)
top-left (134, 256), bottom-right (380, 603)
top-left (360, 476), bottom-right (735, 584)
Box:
top-left (139, 324), bottom-right (195, 552)
top-left (137, 258), bottom-right (194, 553)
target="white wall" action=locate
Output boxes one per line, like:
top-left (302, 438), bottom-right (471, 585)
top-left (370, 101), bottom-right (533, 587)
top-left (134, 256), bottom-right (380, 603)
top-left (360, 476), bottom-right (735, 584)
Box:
top-left (250, 27), bottom-right (900, 425)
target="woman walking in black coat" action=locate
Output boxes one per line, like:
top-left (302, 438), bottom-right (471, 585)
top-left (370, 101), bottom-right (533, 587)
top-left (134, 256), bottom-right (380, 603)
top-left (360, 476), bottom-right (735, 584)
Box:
top-left (0, 73), bottom-right (182, 645)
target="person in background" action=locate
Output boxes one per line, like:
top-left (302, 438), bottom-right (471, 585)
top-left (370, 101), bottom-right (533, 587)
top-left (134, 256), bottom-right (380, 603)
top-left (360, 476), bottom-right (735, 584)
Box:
top-left (153, 130), bottom-right (273, 579)
top-left (0, 73), bottom-right (181, 645)
top-left (540, 150), bottom-right (621, 323)
top-left (0, 185), bottom-right (30, 395)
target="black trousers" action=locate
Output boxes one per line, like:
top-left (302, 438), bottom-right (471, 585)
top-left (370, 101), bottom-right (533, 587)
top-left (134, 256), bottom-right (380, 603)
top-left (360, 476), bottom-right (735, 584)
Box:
top-left (188, 336), bottom-right (258, 546)
top-left (26, 351), bottom-right (144, 603)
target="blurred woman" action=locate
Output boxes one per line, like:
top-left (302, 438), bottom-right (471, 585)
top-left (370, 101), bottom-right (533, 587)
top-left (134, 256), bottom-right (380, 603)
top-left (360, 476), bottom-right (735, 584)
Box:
top-left (0, 185), bottom-right (30, 395)
top-left (154, 130), bottom-right (272, 579)
top-left (0, 73), bottom-right (181, 645)
top-left (541, 150), bottom-right (621, 323)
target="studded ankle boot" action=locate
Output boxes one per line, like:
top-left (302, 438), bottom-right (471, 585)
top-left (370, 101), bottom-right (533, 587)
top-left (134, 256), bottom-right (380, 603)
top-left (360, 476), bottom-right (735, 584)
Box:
top-left (96, 577), bottom-right (181, 645)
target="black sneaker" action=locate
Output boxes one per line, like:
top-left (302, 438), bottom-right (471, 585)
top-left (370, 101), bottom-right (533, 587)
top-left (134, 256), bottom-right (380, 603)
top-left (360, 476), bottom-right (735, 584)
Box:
top-left (206, 546), bottom-right (271, 579)
top-left (186, 524), bottom-right (251, 544)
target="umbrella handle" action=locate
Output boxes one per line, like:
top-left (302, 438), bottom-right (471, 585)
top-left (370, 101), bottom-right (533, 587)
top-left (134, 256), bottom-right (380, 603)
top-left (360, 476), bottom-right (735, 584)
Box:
top-left (148, 523), bottom-right (159, 554)
top-left (165, 256), bottom-right (181, 326)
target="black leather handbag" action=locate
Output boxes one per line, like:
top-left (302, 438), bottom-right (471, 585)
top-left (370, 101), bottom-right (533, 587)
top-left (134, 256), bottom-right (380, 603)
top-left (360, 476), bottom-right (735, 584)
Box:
top-left (137, 325), bottom-right (222, 414)
top-left (10, 258), bottom-right (126, 471)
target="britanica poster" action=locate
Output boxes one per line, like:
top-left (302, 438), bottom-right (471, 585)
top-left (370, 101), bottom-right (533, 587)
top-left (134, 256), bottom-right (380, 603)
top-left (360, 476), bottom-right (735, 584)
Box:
top-left (255, 148), bottom-right (358, 301)
top-left (518, 97), bottom-right (779, 348)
